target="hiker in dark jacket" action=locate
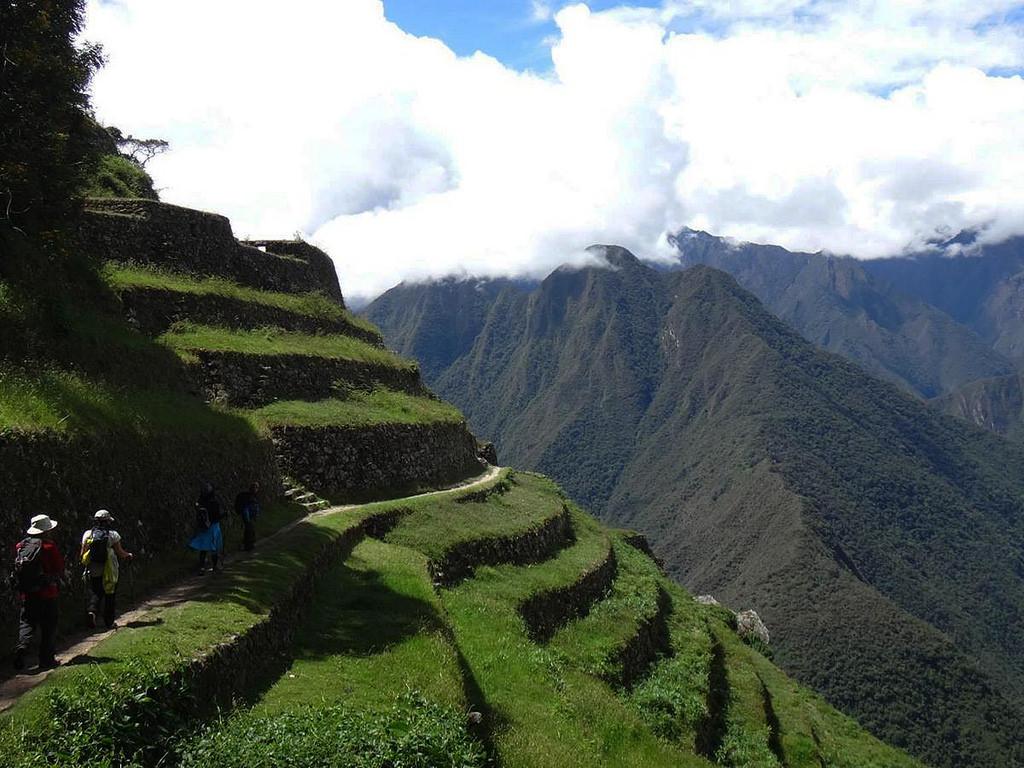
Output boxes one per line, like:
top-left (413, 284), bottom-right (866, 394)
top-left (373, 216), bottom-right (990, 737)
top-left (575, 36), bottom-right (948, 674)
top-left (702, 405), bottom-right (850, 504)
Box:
top-left (190, 483), bottom-right (224, 574)
top-left (234, 481), bottom-right (261, 552)
top-left (80, 509), bottom-right (134, 629)
top-left (13, 515), bottom-right (65, 671)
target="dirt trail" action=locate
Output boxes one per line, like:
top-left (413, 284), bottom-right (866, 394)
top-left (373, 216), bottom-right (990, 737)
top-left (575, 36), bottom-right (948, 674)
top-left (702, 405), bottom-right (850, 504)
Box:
top-left (0, 465), bottom-right (502, 712)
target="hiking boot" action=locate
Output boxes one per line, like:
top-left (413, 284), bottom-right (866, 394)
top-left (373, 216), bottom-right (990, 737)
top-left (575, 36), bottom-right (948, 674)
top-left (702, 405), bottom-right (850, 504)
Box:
top-left (38, 658), bottom-right (60, 671)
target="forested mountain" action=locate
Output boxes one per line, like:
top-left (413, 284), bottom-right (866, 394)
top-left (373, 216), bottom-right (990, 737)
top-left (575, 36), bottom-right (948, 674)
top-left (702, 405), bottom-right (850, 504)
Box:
top-left (669, 229), bottom-right (1014, 398)
top-left (367, 251), bottom-right (1024, 767)
top-left (934, 372), bottom-right (1024, 441)
top-left (863, 235), bottom-right (1024, 366)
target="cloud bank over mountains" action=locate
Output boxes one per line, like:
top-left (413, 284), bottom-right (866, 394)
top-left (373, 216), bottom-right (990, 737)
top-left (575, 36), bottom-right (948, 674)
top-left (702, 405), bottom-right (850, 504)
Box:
top-left (86, 0), bottom-right (1024, 299)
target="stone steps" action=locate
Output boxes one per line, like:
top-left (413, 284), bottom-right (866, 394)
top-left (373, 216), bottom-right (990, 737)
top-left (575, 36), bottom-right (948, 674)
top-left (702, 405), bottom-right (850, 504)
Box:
top-left (281, 477), bottom-right (333, 514)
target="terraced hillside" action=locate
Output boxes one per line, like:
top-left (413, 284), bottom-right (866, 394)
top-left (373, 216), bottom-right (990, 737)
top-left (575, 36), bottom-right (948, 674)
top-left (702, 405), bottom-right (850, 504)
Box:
top-left (0, 199), bottom-right (482, 657)
top-left (0, 471), bottom-right (918, 767)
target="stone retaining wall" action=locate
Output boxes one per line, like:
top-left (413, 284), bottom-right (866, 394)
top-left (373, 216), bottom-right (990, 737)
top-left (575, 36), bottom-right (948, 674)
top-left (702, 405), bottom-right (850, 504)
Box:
top-left (0, 426), bottom-right (279, 657)
top-left (519, 544), bottom-right (618, 643)
top-left (80, 200), bottom-right (344, 303)
top-left (613, 584), bottom-right (673, 689)
top-left (185, 350), bottom-right (425, 407)
top-left (271, 420), bottom-right (483, 502)
top-left (118, 287), bottom-right (383, 346)
top-left (178, 506), bottom-right (400, 714)
top-left (430, 503), bottom-right (575, 587)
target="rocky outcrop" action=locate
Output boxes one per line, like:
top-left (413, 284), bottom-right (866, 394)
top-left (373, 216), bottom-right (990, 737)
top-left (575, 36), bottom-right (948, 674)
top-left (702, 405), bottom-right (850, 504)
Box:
top-left (736, 610), bottom-right (770, 645)
top-left (185, 350), bottom-right (425, 407)
top-left (477, 441), bottom-right (498, 466)
top-left (430, 504), bottom-right (575, 587)
top-left (80, 199), bottom-right (344, 302)
top-left (118, 287), bottom-right (382, 346)
top-left (271, 420), bottom-right (482, 502)
top-left (519, 544), bottom-right (617, 643)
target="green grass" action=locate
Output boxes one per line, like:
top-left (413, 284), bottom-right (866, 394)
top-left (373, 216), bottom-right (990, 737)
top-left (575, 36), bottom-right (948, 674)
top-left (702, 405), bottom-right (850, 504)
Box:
top-left (709, 623), bottom-right (782, 768)
top-left (629, 583), bottom-right (714, 748)
top-left (383, 471), bottom-right (560, 561)
top-left (1, 504), bottom-right (383, 729)
top-left (439, 512), bottom-right (705, 767)
top-left (179, 692), bottom-right (487, 768)
top-left (256, 538), bottom-right (466, 715)
top-left (248, 390), bottom-right (464, 428)
top-left (718, 626), bottom-right (920, 768)
top-left (103, 263), bottom-right (380, 337)
top-left (547, 539), bottom-right (665, 683)
top-left (0, 368), bottom-right (253, 435)
top-left (158, 322), bottom-right (413, 369)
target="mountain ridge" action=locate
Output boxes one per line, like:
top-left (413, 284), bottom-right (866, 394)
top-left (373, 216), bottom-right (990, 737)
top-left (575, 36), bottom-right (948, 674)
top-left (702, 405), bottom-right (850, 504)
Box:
top-left (367, 253), bottom-right (1024, 767)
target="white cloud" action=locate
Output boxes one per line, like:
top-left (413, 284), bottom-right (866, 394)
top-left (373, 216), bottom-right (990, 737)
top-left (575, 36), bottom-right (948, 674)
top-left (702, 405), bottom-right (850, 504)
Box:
top-left (85, 0), bottom-right (1024, 300)
top-left (531, 1), bottom-right (554, 23)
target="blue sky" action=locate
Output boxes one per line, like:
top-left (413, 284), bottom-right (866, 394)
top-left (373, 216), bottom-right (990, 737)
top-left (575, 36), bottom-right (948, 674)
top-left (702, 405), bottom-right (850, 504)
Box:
top-left (382, 0), bottom-right (661, 70)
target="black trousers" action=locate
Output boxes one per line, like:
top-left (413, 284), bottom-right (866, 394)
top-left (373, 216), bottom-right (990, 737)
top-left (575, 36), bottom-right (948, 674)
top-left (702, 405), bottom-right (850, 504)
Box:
top-left (88, 576), bottom-right (117, 628)
top-left (243, 520), bottom-right (256, 551)
top-left (17, 595), bottom-right (58, 664)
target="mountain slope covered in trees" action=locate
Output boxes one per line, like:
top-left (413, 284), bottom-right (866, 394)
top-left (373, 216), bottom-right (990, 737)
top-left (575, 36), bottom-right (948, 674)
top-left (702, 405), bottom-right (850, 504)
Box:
top-left (669, 229), bottom-right (1014, 398)
top-left (367, 252), bottom-right (1024, 767)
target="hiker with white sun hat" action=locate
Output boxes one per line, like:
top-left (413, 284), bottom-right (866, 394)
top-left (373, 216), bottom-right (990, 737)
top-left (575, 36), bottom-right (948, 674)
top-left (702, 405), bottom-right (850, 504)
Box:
top-left (12, 514), bottom-right (66, 672)
top-left (80, 509), bottom-right (134, 629)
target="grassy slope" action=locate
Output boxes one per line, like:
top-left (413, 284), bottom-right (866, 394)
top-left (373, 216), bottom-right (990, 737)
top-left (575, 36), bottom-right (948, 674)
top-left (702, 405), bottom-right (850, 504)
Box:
top-left (383, 471), bottom-right (557, 561)
top-left (2, 470), bottom-right (918, 768)
top-left (248, 390), bottom-right (463, 428)
top-left (159, 322), bottom-right (413, 368)
top-left (104, 263), bottom-right (380, 337)
top-left (365, 253), bottom-right (1024, 767)
top-left (254, 538), bottom-right (465, 715)
top-left (547, 540), bottom-right (663, 682)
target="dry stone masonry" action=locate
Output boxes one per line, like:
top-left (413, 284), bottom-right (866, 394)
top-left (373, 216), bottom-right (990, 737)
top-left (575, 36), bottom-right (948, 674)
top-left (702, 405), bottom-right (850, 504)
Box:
top-left (80, 199), bottom-right (345, 303)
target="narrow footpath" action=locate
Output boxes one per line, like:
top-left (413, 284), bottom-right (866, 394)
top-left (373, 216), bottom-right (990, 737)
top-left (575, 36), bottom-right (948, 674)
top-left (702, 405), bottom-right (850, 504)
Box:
top-left (0, 465), bottom-right (502, 712)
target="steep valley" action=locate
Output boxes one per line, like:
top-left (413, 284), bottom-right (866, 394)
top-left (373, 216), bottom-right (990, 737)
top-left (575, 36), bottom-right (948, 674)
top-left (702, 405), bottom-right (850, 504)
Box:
top-left (368, 249), bottom-right (1024, 767)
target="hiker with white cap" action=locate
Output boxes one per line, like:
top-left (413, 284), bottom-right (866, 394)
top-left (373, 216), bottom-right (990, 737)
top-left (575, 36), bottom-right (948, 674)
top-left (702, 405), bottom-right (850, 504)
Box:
top-left (80, 509), bottom-right (134, 629)
top-left (12, 514), bottom-right (65, 671)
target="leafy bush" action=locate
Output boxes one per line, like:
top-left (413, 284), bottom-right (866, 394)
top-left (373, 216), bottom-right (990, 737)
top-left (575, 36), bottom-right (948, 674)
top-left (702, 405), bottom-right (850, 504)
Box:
top-left (179, 691), bottom-right (487, 768)
top-left (0, 660), bottom-right (192, 768)
top-left (81, 154), bottom-right (158, 201)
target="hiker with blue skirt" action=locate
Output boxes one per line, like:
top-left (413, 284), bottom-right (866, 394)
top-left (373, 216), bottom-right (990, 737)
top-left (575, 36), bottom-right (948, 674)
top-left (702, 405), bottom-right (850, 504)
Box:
top-left (191, 482), bottom-right (224, 574)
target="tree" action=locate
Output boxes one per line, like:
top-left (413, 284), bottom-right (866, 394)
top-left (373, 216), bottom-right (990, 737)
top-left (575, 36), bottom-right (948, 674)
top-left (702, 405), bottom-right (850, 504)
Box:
top-left (112, 132), bottom-right (169, 169)
top-left (0, 0), bottom-right (103, 229)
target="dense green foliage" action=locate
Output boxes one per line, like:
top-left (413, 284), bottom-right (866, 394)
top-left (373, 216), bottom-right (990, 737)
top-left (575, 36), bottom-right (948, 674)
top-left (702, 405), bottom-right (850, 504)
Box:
top-left (180, 694), bottom-right (488, 768)
top-left (367, 252), bottom-right (1024, 767)
top-left (0, 0), bottom-right (102, 229)
top-left (80, 153), bottom-right (159, 200)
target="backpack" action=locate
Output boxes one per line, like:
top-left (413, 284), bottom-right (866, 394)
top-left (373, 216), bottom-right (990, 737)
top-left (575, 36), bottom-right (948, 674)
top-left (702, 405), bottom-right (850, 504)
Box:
top-left (13, 538), bottom-right (46, 593)
top-left (87, 528), bottom-right (110, 567)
